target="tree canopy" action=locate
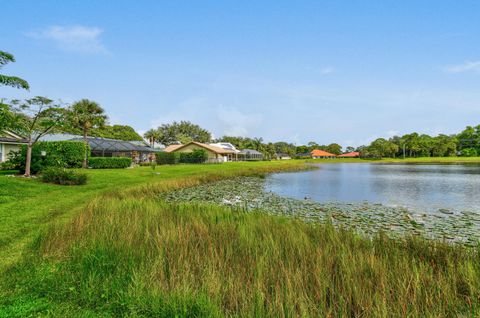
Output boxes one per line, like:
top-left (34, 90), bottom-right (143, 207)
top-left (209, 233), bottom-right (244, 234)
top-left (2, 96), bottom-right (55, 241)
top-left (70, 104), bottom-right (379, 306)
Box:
top-left (0, 51), bottom-right (29, 90)
top-left (155, 121), bottom-right (211, 146)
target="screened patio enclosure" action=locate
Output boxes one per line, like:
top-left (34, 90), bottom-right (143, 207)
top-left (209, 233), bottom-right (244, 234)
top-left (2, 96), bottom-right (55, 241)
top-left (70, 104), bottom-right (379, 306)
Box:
top-left (70, 137), bottom-right (157, 162)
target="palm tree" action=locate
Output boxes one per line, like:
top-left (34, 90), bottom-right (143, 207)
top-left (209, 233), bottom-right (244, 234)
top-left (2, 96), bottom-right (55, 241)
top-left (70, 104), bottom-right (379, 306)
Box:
top-left (144, 129), bottom-right (159, 148)
top-left (0, 51), bottom-right (29, 89)
top-left (69, 99), bottom-right (107, 168)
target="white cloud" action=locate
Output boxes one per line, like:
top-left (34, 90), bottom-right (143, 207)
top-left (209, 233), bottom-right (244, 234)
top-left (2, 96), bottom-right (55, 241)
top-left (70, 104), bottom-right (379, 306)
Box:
top-left (216, 106), bottom-right (263, 136)
top-left (320, 66), bottom-right (335, 75)
top-left (444, 61), bottom-right (480, 73)
top-left (27, 25), bottom-right (108, 54)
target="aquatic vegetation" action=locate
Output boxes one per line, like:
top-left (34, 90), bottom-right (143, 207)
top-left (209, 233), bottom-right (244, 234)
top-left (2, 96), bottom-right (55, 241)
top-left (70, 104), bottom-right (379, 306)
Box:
top-left (160, 177), bottom-right (480, 245)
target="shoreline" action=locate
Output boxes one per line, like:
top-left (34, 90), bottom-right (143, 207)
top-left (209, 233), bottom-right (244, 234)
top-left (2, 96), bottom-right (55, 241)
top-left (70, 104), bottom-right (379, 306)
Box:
top-left (160, 176), bottom-right (480, 245)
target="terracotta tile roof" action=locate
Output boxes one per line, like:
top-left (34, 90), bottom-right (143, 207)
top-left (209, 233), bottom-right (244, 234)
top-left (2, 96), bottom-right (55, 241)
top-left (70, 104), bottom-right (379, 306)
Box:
top-left (311, 149), bottom-right (337, 157)
top-left (164, 142), bottom-right (236, 154)
top-left (338, 151), bottom-right (360, 157)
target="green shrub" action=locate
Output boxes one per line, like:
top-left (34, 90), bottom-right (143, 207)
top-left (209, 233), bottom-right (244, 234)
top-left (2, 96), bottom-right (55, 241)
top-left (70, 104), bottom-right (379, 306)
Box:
top-left (156, 150), bottom-right (208, 165)
top-left (179, 149), bottom-right (208, 163)
top-left (460, 148), bottom-right (478, 157)
top-left (0, 161), bottom-right (16, 171)
top-left (40, 167), bottom-right (87, 185)
top-left (156, 152), bottom-right (180, 165)
top-left (88, 157), bottom-right (132, 169)
top-left (10, 141), bottom-right (88, 174)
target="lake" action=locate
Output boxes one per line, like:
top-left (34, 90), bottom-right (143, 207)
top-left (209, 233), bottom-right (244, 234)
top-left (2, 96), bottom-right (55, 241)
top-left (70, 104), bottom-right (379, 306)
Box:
top-left (265, 163), bottom-right (480, 214)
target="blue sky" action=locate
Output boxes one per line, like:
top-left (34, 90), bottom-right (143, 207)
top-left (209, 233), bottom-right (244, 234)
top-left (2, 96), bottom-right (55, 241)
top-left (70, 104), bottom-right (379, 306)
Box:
top-left (2, 1), bottom-right (480, 147)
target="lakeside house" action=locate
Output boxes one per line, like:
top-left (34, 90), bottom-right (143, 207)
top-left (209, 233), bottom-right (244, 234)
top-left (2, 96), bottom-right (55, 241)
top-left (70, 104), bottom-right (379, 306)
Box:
top-left (338, 151), bottom-right (360, 158)
top-left (238, 149), bottom-right (264, 161)
top-left (39, 134), bottom-right (158, 163)
top-left (165, 141), bottom-right (237, 163)
top-left (276, 153), bottom-right (292, 160)
top-left (311, 149), bottom-right (337, 159)
top-left (0, 130), bottom-right (27, 163)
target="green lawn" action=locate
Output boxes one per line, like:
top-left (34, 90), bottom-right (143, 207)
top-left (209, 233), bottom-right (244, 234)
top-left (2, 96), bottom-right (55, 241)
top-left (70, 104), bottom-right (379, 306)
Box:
top-left (0, 161), bottom-right (307, 271)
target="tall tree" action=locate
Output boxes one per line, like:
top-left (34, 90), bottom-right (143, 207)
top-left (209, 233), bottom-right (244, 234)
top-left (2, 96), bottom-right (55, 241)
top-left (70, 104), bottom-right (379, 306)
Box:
top-left (144, 128), bottom-right (160, 148)
top-left (0, 51), bottom-right (29, 90)
top-left (9, 97), bottom-right (66, 176)
top-left (68, 99), bottom-right (107, 168)
top-left (156, 121), bottom-right (211, 146)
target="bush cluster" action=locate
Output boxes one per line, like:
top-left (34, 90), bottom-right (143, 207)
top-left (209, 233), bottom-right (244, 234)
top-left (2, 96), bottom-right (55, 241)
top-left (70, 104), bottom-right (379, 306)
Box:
top-left (156, 152), bottom-right (180, 165)
top-left (10, 141), bottom-right (88, 174)
top-left (40, 167), bottom-right (88, 185)
top-left (156, 149), bottom-right (208, 165)
top-left (88, 157), bottom-right (132, 169)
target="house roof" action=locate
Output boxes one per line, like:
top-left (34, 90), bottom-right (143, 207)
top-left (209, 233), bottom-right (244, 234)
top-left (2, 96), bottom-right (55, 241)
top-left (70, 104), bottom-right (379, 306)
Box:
top-left (311, 149), bottom-right (337, 157)
top-left (164, 141), bottom-right (236, 154)
top-left (338, 151), bottom-right (360, 157)
top-left (0, 130), bottom-right (27, 144)
top-left (69, 137), bottom-right (156, 153)
top-left (239, 149), bottom-right (263, 155)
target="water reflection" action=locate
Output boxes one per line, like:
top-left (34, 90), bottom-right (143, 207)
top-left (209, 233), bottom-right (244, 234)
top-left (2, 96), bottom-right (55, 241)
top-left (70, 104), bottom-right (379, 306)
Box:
top-left (265, 163), bottom-right (480, 213)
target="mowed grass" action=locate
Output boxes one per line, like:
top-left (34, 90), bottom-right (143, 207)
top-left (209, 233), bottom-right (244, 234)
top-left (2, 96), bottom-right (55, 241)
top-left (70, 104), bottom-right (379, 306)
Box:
top-left (0, 161), bottom-right (307, 270)
top-left (2, 197), bottom-right (480, 317)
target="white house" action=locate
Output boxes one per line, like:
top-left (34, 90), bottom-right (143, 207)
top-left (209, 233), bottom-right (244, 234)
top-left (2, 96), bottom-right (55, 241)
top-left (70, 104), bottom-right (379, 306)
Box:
top-left (0, 130), bottom-right (26, 162)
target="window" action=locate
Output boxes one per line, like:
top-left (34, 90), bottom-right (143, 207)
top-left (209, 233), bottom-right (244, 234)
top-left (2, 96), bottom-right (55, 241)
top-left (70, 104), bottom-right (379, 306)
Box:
top-left (0, 144), bottom-right (3, 162)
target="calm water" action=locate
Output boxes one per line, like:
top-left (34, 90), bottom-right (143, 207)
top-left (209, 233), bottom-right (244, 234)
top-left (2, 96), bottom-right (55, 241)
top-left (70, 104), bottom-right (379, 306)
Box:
top-left (265, 163), bottom-right (480, 214)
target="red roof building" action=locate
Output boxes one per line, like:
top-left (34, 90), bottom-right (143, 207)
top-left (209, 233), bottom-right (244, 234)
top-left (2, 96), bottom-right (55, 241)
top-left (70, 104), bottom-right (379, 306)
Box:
top-left (310, 149), bottom-right (337, 158)
top-left (338, 151), bottom-right (360, 158)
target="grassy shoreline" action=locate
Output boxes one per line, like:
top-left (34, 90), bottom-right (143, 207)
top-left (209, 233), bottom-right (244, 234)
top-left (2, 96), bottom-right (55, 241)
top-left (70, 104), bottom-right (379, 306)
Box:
top-left (2, 160), bottom-right (480, 316)
top-left (307, 156), bottom-right (480, 164)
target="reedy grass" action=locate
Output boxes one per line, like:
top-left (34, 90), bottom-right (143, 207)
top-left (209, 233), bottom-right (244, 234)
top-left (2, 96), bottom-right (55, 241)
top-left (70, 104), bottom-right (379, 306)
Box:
top-left (3, 196), bottom-right (480, 317)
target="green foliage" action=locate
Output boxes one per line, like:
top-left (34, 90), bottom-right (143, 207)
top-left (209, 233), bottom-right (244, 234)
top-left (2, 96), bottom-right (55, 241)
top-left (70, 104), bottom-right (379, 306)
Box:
top-left (156, 121), bottom-right (211, 146)
top-left (460, 148), bottom-right (477, 157)
top-left (179, 149), bottom-right (208, 163)
top-left (62, 124), bottom-right (143, 141)
top-left (0, 51), bottom-right (29, 90)
top-left (40, 167), bottom-right (87, 185)
top-left (156, 150), bottom-right (208, 164)
top-left (88, 157), bottom-right (132, 169)
top-left (10, 141), bottom-right (88, 174)
top-left (156, 152), bottom-right (180, 165)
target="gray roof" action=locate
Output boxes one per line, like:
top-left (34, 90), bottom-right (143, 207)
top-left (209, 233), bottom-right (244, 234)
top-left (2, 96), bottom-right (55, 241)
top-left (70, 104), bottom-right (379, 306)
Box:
top-left (69, 137), bottom-right (155, 153)
top-left (239, 149), bottom-right (263, 155)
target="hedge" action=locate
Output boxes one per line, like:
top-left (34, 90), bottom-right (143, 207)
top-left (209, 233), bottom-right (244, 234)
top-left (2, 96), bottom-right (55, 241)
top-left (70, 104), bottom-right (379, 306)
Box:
top-left (156, 149), bottom-right (208, 164)
top-left (41, 167), bottom-right (88, 185)
top-left (156, 152), bottom-right (180, 165)
top-left (88, 157), bottom-right (132, 169)
top-left (10, 141), bottom-right (88, 174)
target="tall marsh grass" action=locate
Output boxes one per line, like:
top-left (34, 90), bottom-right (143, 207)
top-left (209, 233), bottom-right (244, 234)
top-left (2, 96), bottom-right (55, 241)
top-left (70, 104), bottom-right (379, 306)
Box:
top-left (4, 196), bottom-right (480, 317)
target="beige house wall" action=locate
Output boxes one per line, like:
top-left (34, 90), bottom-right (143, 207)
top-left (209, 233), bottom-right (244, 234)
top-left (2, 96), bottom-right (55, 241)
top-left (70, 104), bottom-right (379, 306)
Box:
top-left (174, 143), bottom-right (221, 160)
top-left (1, 143), bottom-right (21, 162)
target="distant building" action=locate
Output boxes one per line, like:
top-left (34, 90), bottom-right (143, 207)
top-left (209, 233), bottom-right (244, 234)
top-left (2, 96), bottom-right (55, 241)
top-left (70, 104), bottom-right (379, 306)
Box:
top-left (39, 134), bottom-right (158, 163)
top-left (165, 141), bottom-right (237, 163)
top-left (0, 130), bottom-right (27, 162)
top-left (238, 149), bottom-right (264, 161)
top-left (276, 153), bottom-right (292, 160)
top-left (311, 149), bottom-right (337, 159)
top-left (338, 151), bottom-right (360, 158)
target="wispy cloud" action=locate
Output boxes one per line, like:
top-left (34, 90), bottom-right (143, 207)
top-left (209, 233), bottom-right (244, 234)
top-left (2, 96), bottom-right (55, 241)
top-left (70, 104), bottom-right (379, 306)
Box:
top-left (444, 61), bottom-right (480, 73)
top-left (320, 66), bottom-right (335, 75)
top-left (26, 25), bottom-right (108, 54)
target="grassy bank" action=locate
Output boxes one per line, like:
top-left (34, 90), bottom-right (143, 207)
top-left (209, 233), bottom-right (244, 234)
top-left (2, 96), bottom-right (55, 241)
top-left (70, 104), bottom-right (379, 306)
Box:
top-left (2, 197), bottom-right (480, 317)
top-left (308, 156), bottom-right (480, 164)
top-left (0, 161), bottom-right (308, 271)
